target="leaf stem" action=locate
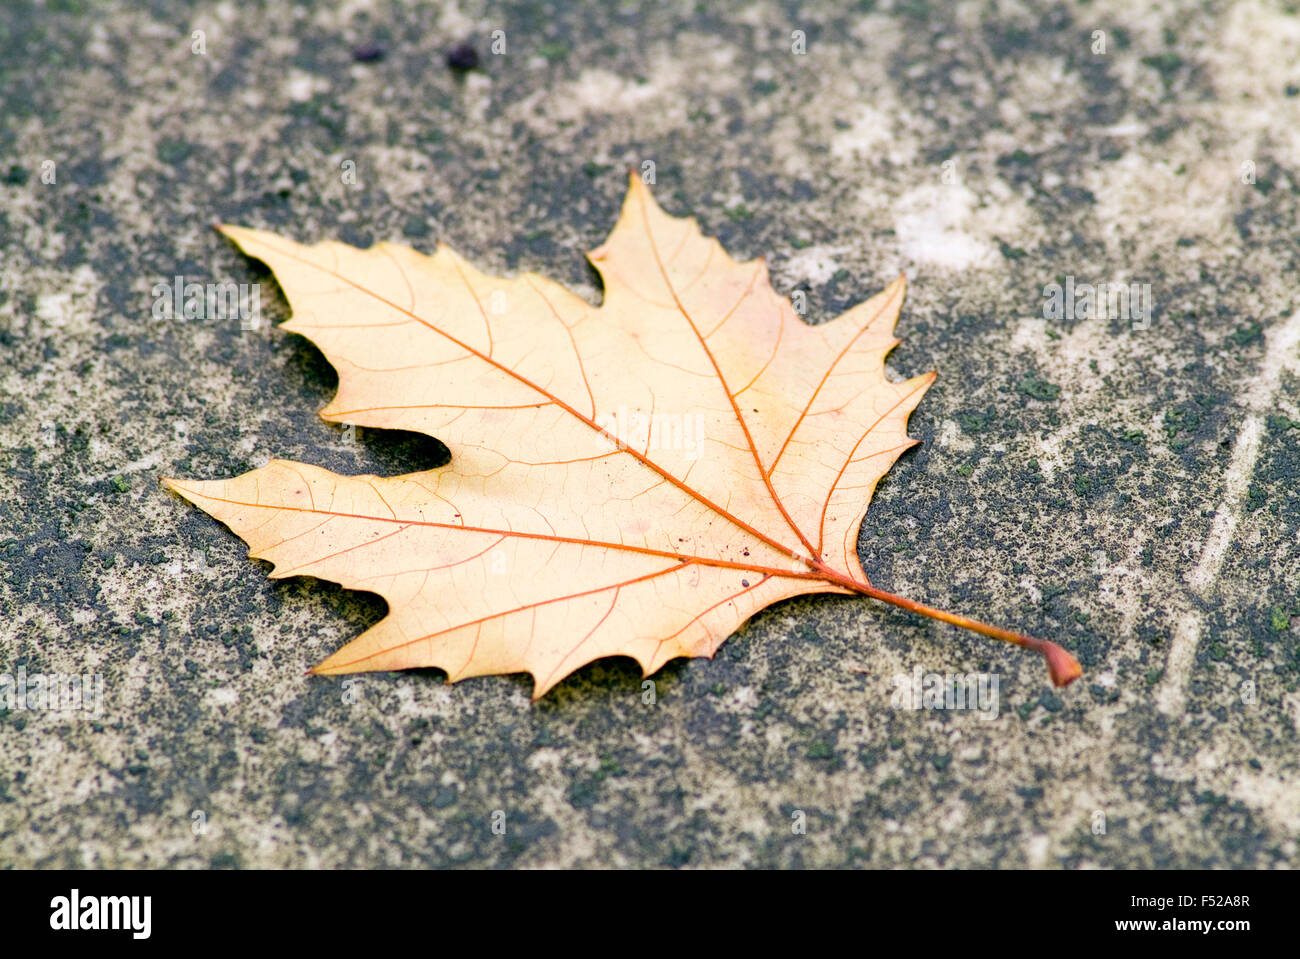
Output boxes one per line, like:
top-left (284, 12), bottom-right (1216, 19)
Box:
top-left (817, 565), bottom-right (1082, 687)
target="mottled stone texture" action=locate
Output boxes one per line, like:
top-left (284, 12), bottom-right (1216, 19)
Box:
top-left (1, 0), bottom-right (1297, 868)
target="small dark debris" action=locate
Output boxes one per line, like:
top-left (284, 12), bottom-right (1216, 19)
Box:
top-left (446, 41), bottom-right (479, 71)
top-left (351, 43), bottom-right (386, 63)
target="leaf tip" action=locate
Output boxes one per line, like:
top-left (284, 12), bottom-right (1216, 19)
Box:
top-left (214, 222), bottom-right (256, 248)
top-left (308, 657), bottom-right (340, 676)
top-left (625, 167), bottom-right (658, 198)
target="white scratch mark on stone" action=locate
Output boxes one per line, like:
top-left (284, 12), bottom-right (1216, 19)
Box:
top-left (1157, 309), bottom-right (1300, 714)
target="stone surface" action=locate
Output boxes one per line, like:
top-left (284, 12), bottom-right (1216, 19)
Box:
top-left (1, 0), bottom-right (1297, 868)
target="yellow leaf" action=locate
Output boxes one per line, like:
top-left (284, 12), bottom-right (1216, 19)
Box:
top-left (163, 175), bottom-right (1081, 698)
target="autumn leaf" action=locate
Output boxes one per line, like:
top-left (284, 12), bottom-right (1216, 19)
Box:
top-left (163, 174), bottom-right (1081, 698)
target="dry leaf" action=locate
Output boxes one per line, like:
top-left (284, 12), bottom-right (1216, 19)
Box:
top-left (163, 175), bottom-right (1081, 698)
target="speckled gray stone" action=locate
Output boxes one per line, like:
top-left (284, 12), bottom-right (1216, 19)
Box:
top-left (1, 0), bottom-right (1297, 868)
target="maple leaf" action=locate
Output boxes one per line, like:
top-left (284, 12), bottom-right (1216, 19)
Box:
top-left (163, 175), bottom-right (1082, 698)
